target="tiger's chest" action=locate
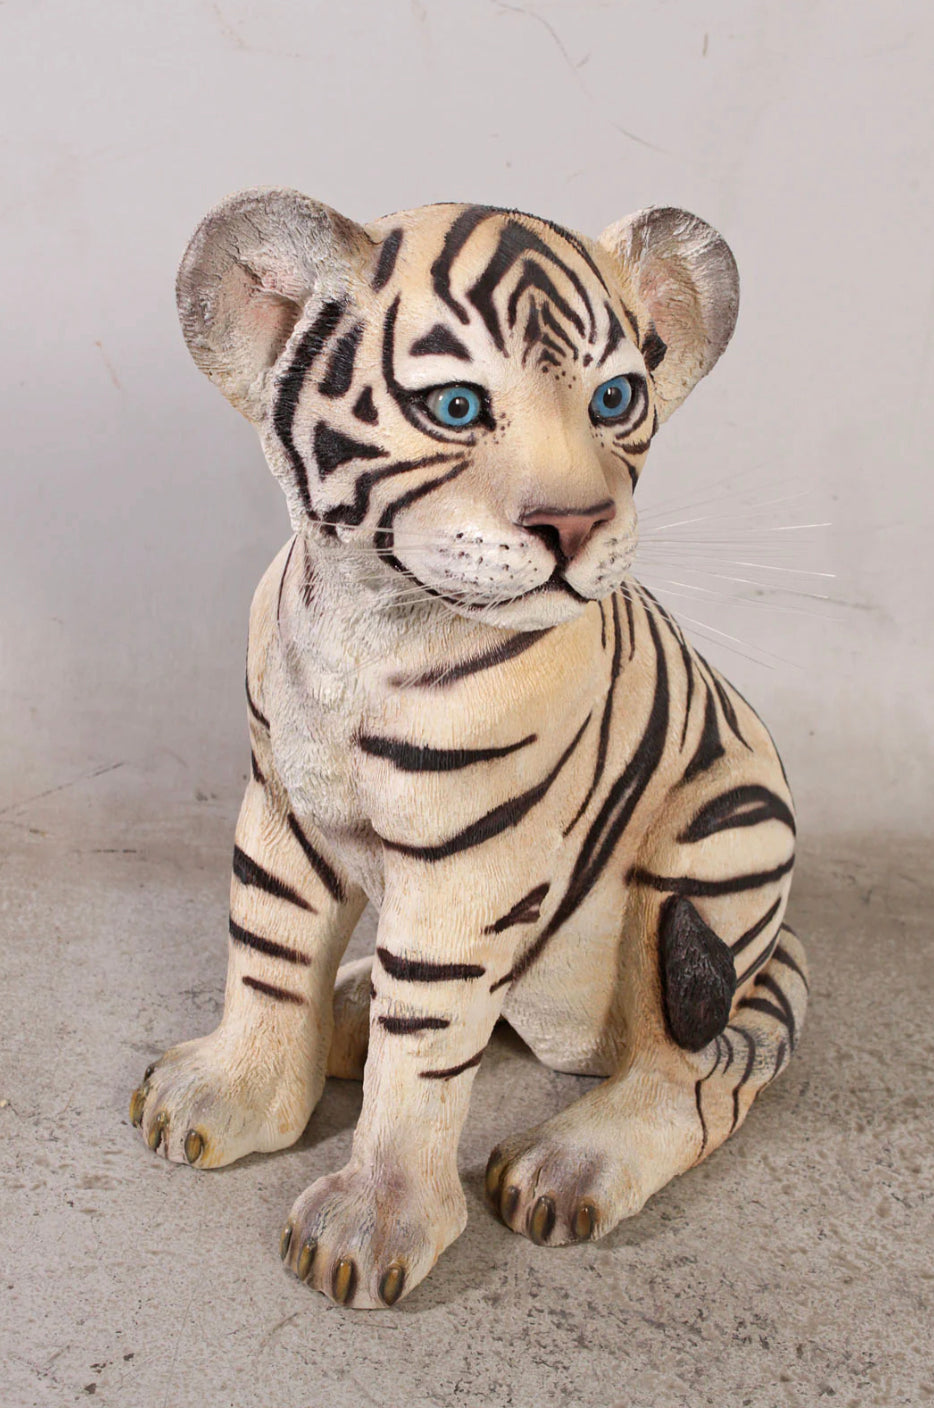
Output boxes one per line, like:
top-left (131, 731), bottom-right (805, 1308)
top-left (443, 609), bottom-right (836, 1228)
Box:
top-left (263, 552), bottom-right (614, 900)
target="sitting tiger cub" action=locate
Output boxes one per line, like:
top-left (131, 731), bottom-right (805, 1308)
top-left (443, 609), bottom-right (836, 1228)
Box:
top-left (130, 190), bottom-right (808, 1309)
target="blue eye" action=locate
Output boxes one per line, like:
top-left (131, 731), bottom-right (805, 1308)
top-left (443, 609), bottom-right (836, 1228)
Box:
top-left (424, 385), bottom-right (483, 428)
top-left (590, 375), bottom-right (634, 422)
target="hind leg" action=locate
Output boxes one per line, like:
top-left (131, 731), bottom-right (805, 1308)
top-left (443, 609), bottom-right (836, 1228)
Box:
top-left (326, 956), bottom-right (373, 1079)
top-left (487, 878), bottom-right (808, 1245)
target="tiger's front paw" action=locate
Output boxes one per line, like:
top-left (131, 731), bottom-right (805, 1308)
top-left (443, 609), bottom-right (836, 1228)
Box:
top-left (129, 1028), bottom-right (317, 1169)
top-left (281, 1162), bottom-right (467, 1308)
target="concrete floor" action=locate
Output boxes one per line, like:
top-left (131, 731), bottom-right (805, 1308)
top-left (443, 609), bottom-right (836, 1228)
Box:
top-left (1, 763), bottom-right (931, 1408)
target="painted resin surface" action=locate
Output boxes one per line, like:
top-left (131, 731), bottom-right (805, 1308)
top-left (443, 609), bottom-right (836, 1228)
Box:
top-left (130, 190), bottom-right (807, 1309)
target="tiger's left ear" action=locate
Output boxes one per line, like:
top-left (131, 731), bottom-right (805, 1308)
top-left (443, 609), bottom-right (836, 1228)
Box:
top-left (598, 208), bottom-right (739, 424)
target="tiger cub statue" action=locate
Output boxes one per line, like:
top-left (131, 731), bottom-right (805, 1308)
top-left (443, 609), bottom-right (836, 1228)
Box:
top-left (130, 190), bottom-right (808, 1309)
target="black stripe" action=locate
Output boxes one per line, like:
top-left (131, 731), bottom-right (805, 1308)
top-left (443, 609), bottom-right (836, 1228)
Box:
top-left (409, 324), bottom-right (472, 360)
top-left (757, 973), bottom-right (797, 1044)
top-left (358, 731), bottom-right (536, 772)
top-left (246, 673), bottom-right (269, 730)
top-left (622, 588), bottom-right (636, 660)
top-left (736, 995), bottom-right (789, 1031)
top-left (628, 855), bottom-right (795, 897)
top-left (473, 219), bottom-right (596, 343)
top-left (642, 327), bottom-right (667, 371)
top-left (772, 942), bottom-right (809, 990)
top-left (229, 916), bottom-right (311, 966)
top-left (540, 301), bottom-right (579, 358)
top-left (694, 1080), bottom-right (708, 1158)
top-left (679, 785), bottom-right (796, 844)
top-left (313, 421), bottom-right (386, 476)
top-left (770, 1037), bottom-right (788, 1080)
top-left (377, 946), bottom-right (485, 982)
top-left (393, 629), bottom-right (550, 689)
top-left (372, 227), bottom-right (403, 291)
top-left (250, 751), bottom-right (265, 784)
top-left (318, 322), bottom-right (362, 398)
top-left (379, 713), bottom-right (591, 862)
top-left (287, 815), bottom-right (346, 903)
top-left (484, 882), bottom-right (550, 935)
top-left (597, 303), bottom-right (625, 366)
top-left (378, 1015), bottom-right (451, 1034)
top-left (323, 452), bottom-right (457, 530)
top-left (564, 595), bottom-right (623, 834)
top-left (381, 296), bottom-right (474, 444)
top-left (420, 1049), bottom-right (484, 1081)
top-left (729, 1026), bottom-right (757, 1132)
top-left (636, 585), bottom-right (694, 748)
top-left (430, 206), bottom-right (496, 323)
top-left (371, 464), bottom-right (470, 589)
top-left (242, 975), bottom-right (305, 1005)
top-left (681, 685), bottom-right (725, 784)
top-left (352, 386), bottom-right (379, 423)
top-left (735, 933), bottom-right (780, 986)
top-left (232, 845), bottom-right (316, 912)
top-left (496, 599), bottom-right (670, 990)
top-left (504, 261), bottom-right (586, 346)
top-left (731, 897), bottom-right (782, 957)
top-left (272, 299), bottom-right (345, 514)
top-left (696, 654), bottom-right (752, 751)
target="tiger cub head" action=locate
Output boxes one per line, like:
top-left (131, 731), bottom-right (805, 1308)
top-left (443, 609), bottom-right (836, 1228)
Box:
top-left (178, 191), bottom-right (738, 630)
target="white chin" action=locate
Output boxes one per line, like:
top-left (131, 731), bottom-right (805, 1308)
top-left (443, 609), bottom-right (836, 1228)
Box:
top-left (446, 588), bottom-right (591, 631)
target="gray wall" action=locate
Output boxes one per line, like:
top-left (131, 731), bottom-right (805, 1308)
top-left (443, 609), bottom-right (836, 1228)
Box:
top-left (2, 0), bottom-right (931, 835)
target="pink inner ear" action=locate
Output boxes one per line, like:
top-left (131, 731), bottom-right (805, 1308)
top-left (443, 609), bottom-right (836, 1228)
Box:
top-left (245, 286), bottom-right (304, 369)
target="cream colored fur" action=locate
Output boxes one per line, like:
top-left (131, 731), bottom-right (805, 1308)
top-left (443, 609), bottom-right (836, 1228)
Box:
top-left (131, 191), bottom-right (807, 1309)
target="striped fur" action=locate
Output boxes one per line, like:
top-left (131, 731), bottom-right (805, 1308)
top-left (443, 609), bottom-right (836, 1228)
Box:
top-left (132, 192), bottom-right (805, 1310)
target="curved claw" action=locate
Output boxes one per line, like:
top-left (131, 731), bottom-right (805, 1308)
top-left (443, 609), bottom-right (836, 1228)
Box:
top-left (129, 1085), bottom-right (148, 1128)
top-left (572, 1201), bottom-right (596, 1242)
top-left (183, 1129), bottom-right (204, 1165)
top-left (500, 1183), bottom-right (520, 1226)
top-left (331, 1257), bottom-right (358, 1305)
top-left (296, 1240), bottom-right (317, 1283)
top-left (529, 1195), bottom-right (556, 1245)
top-left (279, 1223), bottom-right (293, 1261)
top-left (147, 1110), bottom-right (168, 1152)
top-left (378, 1262), bottom-right (406, 1307)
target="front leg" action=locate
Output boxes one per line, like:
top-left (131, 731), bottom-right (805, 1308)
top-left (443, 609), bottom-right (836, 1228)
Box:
top-left (130, 746), bottom-right (365, 1168)
top-left (282, 865), bottom-right (516, 1308)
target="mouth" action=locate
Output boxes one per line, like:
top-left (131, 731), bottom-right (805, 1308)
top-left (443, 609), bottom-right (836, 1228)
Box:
top-left (441, 567), bottom-right (591, 614)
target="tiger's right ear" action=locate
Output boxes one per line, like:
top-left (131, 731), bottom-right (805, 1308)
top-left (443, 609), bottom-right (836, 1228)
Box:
top-left (176, 188), bottom-right (373, 423)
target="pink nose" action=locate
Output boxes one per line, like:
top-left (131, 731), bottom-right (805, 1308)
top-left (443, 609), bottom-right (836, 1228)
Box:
top-left (518, 500), bottom-right (616, 563)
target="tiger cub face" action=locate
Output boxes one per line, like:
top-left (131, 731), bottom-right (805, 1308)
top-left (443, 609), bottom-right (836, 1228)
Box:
top-left (178, 194), bottom-right (739, 631)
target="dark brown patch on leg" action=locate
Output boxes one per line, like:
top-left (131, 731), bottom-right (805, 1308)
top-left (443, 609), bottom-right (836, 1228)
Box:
top-left (659, 895), bottom-right (736, 1051)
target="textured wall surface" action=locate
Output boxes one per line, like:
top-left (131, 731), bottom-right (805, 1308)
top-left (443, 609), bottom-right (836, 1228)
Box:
top-left (1, 0), bottom-right (932, 833)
